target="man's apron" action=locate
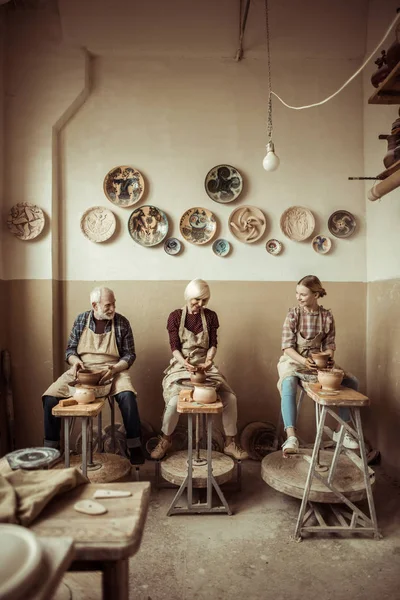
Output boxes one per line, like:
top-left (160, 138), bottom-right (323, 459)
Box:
top-left (162, 306), bottom-right (235, 404)
top-left (43, 314), bottom-right (136, 398)
top-left (277, 309), bottom-right (326, 393)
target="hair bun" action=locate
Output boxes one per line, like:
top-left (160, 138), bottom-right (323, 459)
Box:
top-left (319, 287), bottom-right (327, 298)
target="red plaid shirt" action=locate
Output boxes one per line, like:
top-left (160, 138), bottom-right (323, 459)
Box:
top-left (167, 308), bottom-right (219, 352)
top-left (281, 306), bottom-right (336, 351)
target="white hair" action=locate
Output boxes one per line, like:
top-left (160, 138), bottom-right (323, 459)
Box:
top-left (90, 286), bottom-right (114, 304)
top-left (184, 279), bottom-right (210, 302)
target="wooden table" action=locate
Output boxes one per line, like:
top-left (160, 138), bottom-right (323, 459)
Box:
top-left (162, 389), bottom-right (233, 515)
top-left (52, 400), bottom-right (106, 477)
top-left (293, 383), bottom-right (380, 540)
top-left (30, 482), bottom-right (151, 600)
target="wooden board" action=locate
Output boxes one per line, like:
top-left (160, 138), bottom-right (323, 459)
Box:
top-left (52, 399), bottom-right (105, 417)
top-left (53, 452), bottom-right (132, 483)
top-left (303, 383), bottom-right (369, 406)
top-left (30, 482), bottom-right (151, 561)
top-left (261, 449), bottom-right (373, 503)
top-left (161, 450), bottom-right (234, 487)
top-left (178, 388), bottom-right (223, 414)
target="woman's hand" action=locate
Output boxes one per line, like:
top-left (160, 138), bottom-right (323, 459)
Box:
top-left (304, 357), bottom-right (317, 370)
top-left (197, 360), bottom-right (213, 372)
top-left (184, 359), bottom-right (197, 373)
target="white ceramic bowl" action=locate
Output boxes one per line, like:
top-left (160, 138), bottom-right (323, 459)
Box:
top-left (193, 385), bottom-right (217, 404)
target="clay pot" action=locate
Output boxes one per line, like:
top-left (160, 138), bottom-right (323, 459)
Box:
top-left (371, 50), bottom-right (389, 88)
top-left (76, 369), bottom-right (104, 386)
top-left (193, 385), bottom-right (217, 404)
top-left (317, 368), bottom-right (344, 391)
top-left (190, 371), bottom-right (207, 384)
top-left (310, 352), bottom-right (330, 369)
top-left (73, 387), bottom-right (96, 404)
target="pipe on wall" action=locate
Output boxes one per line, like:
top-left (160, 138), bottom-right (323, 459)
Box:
top-left (368, 169), bottom-right (400, 201)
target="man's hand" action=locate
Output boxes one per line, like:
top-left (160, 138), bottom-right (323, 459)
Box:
top-left (69, 360), bottom-right (84, 378)
top-left (99, 367), bottom-right (115, 385)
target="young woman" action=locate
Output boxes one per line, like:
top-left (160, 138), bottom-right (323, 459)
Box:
top-left (151, 278), bottom-right (248, 461)
top-left (277, 275), bottom-right (359, 455)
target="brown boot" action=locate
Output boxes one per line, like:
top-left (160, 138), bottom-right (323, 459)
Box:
top-left (150, 437), bottom-right (173, 460)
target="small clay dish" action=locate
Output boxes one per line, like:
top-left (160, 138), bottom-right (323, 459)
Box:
top-left (312, 235), bottom-right (332, 255)
top-left (164, 237), bottom-right (182, 256)
top-left (76, 369), bottom-right (105, 386)
top-left (266, 239), bottom-right (282, 255)
top-left (212, 238), bottom-right (231, 257)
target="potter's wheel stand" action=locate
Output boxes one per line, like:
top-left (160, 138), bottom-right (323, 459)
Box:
top-left (161, 389), bottom-right (235, 515)
top-left (262, 382), bottom-right (380, 540)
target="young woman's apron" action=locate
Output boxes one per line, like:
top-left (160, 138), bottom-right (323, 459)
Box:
top-left (162, 306), bottom-right (235, 404)
top-left (277, 309), bottom-right (325, 393)
top-left (43, 314), bottom-right (136, 398)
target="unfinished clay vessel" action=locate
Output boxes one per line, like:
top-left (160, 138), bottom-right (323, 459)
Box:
top-left (76, 369), bottom-right (104, 386)
top-left (190, 371), bottom-right (207, 384)
top-left (193, 385), bottom-right (217, 404)
top-left (310, 352), bottom-right (330, 369)
top-left (73, 387), bottom-right (96, 404)
top-left (317, 368), bottom-right (344, 391)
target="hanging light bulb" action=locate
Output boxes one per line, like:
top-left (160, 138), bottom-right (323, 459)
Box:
top-left (262, 0), bottom-right (280, 172)
top-left (263, 141), bottom-right (280, 172)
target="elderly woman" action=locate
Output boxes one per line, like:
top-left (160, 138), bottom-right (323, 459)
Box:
top-left (151, 279), bottom-right (248, 460)
top-left (278, 275), bottom-right (359, 455)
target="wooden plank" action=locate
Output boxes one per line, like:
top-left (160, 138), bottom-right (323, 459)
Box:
top-left (30, 482), bottom-right (151, 561)
top-left (368, 60), bottom-right (400, 104)
top-left (303, 383), bottom-right (369, 407)
top-left (52, 399), bottom-right (105, 417)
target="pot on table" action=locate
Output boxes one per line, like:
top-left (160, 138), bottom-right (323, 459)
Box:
top-left (193, 385), bottom-right (217, 404)
top-left (317, 368), bottom-right (344, 391)
top-left (73, 387), bottom-right (96, 404)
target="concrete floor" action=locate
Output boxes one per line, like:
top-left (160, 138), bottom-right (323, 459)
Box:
top-left (59, 459), bottom-right (400, 600)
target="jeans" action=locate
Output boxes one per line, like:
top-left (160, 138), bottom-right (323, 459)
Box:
top-left (281, 374), bottom-right (359, 430)
top-left (42, 391), bottom-right (142, 449)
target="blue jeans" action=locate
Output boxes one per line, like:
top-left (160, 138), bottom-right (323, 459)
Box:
top-left (281, 374), bottom-right (359, 430)
top-left (42, 391), bottom-right (142, 449)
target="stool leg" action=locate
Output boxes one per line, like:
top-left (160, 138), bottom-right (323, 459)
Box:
top-left (88, 417), bottom-right (94, 466)
top-left (98, 411), bottom-right (103, 452)
top-left (108, 396), bottom-right (116, 453)
top-left (187, 414), bottom-right (193, 508)
top-left (207, 414), bottom-right (212, 508)
top-left (195, 414), bottom-right (200, 461)
top-left (354, 409), bottom-right (380, 537)
top-left (64, 417), bottom-right (70, 468)
top-left (82, 417), bottom-right (88, 478)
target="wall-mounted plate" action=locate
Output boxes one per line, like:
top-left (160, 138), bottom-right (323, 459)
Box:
top-left (328, 210), bottom-right (356, 238)
top-left (229, 205), bottom-right (266, 243)
top-left (212, 238), bottom-right (231, 257)
top-left (312, 234), bottom-right (332, 254)
top-left (80, 206), bottom-right (116, 242)
top-left (280, 206), bottom-right (315, 241)
top-left (205, 164), bottom-right (243, 203)
top-left (266, 239), bottom-right (283, 255)
top-left (179, 207), bottom-right (217, 245)
top-left (103, 165), bottom-right (144, 207)
top-left (7, 203), bottom-right (45, 240)
top-left (164, 237), bottom-right (182, 255)
top-left (128, 205), bottom-right (168, 247)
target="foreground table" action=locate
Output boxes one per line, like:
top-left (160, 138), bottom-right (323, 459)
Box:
top-left (30, 482), bottom-right (151, 600)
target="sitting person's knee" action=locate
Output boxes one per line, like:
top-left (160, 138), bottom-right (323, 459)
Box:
top-left (42, 395), bottom-right (60, 409)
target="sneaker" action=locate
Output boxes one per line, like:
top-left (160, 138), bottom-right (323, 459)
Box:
top-left (333, 430), bottom-right (359, 450)
top-left (129, 446), bottom-right (145, 465)
top-left (223, 441), bottom-right (249, 460)
top-left (282, 436), bottom-right (299, 455)
top-left (150, 437), bottom-right (172, 460)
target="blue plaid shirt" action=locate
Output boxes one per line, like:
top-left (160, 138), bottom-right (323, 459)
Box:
top-left (65, 311), bottom-right (136, 368)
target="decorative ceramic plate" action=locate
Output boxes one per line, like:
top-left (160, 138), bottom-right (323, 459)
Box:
top-left (80, 206), bottom-right (116, 243)
top-left (103, 165), bottom-right (145, 207)
top-left (179, 207), bottom-right (217, 245)
top-left (266, 239), bottom-right (283, 255)
top-left (212, 238), bottom-right (231, 257)
top-left (205, 164), bottom-right (243, 203)
top-left (128, 205), bottom-right (168, 247)
top-left (280, 206), bottom-right (315, 241)
top-left (6, 447), bottom-right (60, 470)
top-left (229, 205), bottom-right (266, 243)
top-left (164, 237), bottom-right (182, 255)
top-left (328, 210), bottom-right (356, 238)
top-left (7, 202), bottom-right (45, 240)
top-left (312, 234), bottom-right (332, 255)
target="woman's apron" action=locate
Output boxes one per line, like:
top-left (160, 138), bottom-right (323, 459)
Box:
top-left (277, 309), bottom-right (325, 394)
top-left (162, 306), bottom-right (235, 404)
top-left (43, 314), bottom-right (136, 398)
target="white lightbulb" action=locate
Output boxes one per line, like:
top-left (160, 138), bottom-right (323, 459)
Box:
top-left (262, 141), bottom-right (280, 172)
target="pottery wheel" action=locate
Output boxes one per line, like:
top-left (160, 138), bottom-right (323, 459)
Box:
top-left (53, 452), bottom-right (131, 483)
top-left (161, 450), bottom-right (234, 488)
top-left (261, 449), bottom-right (373, 503)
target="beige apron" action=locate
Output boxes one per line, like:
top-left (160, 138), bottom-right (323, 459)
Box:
top-left (43, 314), bottom-right (136, 398)
top-left (162, 306), bottom-right (235, 404)
top-left (277, 308), bottom-right (326, 393)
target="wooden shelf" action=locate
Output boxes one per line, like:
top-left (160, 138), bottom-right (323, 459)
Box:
top-left (377, 157), bottom-right (400, 179)
top-left (368, 60), bottom-right (400, 104)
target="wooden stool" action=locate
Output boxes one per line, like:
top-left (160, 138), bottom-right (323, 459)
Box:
top-left (162, 388), bottom-right (234, 516)
top-left (52, 399), bottom-right (131, 481)
top-left (293, 383), bottom-right (380, 540)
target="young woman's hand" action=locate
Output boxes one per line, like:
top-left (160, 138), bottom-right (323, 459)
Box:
top-left (304, 357), bottom-right (317, 370)
top-left (184, 359), bottom-right (197, 373)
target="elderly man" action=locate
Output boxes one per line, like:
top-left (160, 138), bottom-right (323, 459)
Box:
top-left (42, 286), bottom-right (144, 464)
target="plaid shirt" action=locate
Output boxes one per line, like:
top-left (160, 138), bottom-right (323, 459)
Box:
top-left (281, 306), bottom-right (336, 352)
top-left (65, 311), bottom-right (136, 367)
top-left (167, 308), bottom-right (219, 352)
